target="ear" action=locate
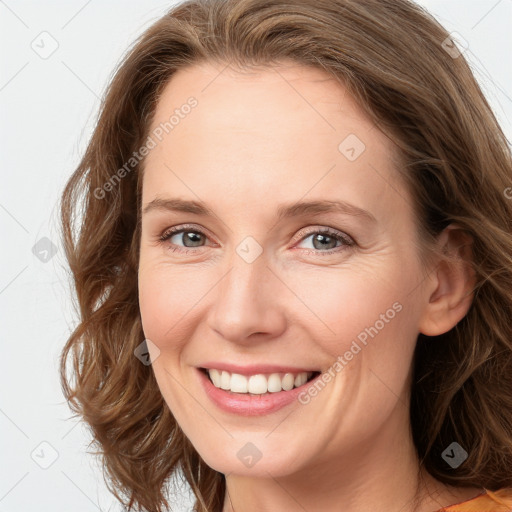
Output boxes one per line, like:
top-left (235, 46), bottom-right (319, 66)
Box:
top-left (418, 224), bottom-right (476, 337)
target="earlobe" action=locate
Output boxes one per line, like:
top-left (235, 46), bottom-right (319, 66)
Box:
top-left (418, 224), bottom-right (476, 337)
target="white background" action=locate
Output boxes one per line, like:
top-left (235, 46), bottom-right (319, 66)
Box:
top-left (1, 1), bottom-right (511, 510)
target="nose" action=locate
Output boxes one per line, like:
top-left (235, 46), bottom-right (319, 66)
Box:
top-left (206, 251), bottom-right (287, 344)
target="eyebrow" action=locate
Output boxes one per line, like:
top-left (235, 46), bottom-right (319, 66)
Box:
top-left (143, 197), bottom-right (376, 223)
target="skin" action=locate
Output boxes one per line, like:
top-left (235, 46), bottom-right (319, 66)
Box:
top-left (137, 60), bottom-right (481, 512)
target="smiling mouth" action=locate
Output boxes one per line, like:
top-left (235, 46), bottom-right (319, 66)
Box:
top-left (200, 368), bottom-right (321, 395)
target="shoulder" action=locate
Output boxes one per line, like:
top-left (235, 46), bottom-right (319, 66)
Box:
top-left (438, 488), bottom-right (512, 512)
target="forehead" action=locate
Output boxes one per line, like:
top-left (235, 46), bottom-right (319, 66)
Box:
top-left (149, 60), bottom-right (373, 132)
top-left (142, 60), bottom-right (410, 230)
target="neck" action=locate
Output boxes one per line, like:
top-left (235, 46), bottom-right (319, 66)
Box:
top-left (222, 403), bottom-right (482, 512)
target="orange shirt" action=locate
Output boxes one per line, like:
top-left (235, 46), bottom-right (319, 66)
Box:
top-left (437, 488), bottom-right (512, 512)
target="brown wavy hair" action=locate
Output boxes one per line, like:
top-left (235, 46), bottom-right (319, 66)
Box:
top-left (59, 0), bottom-right (512, 510)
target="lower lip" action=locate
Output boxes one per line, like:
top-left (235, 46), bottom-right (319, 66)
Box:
top-left (198, 369), bottom-right (320, 416)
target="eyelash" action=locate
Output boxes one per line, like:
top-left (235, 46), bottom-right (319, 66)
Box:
top-left (158, 224), bottom-right (355, 256)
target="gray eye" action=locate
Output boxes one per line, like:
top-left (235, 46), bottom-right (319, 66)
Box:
top-left (170, 231), bottom-right (205, 247)
top-left (298, 232), bottom-right (342, 251)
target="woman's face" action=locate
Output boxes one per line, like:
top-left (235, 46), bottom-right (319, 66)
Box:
top-left (138, 61), bottom-right (434, 477)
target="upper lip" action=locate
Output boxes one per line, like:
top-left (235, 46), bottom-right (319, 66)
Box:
top-left (198, 362), bottom-right (319, 375)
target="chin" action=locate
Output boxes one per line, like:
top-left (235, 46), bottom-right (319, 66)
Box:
top-left (187, 432), bottom-right (311, 477)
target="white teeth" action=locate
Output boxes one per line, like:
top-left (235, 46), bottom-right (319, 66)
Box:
top-left (230, 373), bottom-right (248, 393)
top-left (282, 373), bottom-right (295, 391)
top-left (248, 374), bottom-right (267, 394)
top-left (294, 373), bottom-right (307, 387)
top-left (220, 371), bottom-right (231, 390)
top-left (209, 369), bottom-right (221, 387)
top-left (267, 373), bottom-right (282, 393)
top-left (206, 369), bottom-right (314, 394)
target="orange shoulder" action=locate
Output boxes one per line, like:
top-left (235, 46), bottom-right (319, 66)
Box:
top-left (439, 488), bottom-right (512, 512)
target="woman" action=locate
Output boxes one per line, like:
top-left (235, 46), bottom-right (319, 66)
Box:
top-left (59, 0), bottom-right (512, 510)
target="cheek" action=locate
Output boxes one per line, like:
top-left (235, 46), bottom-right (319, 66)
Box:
top-left (287, 258), bottom-right (413, 357)
top-left (138, 262), bottom-right (220, 354)
top-left (138, 268), bottom-right (202, 411)
top-left (138, 271), bottom-right (167, 343)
